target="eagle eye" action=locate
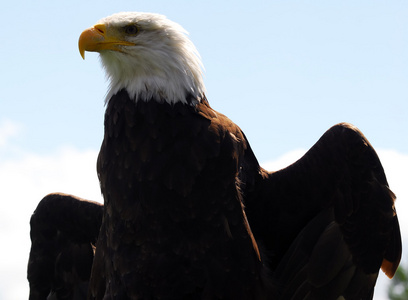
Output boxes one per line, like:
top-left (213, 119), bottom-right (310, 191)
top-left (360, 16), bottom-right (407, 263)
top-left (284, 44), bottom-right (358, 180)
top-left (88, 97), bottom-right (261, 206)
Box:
top-left (123, 25), bottom-right (139, 35)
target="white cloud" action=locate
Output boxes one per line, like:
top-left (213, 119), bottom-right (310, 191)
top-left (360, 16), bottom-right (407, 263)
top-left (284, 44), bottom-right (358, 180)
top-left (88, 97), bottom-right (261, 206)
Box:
top-left (0, 145), bottom-right (102, 299)
top-left (374, 150), bottom-right (408, 300)
top-left (0, 119), bottom-right (21, 148)
top-left (261, 149), bottom-right (307, 172)
top-left (0, 123), bottom-right (406, 299)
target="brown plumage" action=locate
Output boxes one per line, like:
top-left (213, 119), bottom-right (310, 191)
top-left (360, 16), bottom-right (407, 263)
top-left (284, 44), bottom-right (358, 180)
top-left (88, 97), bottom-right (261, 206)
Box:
top-left (28, 12), bottom-right (401, 300)
top-left (88, 91), bottom-right (266, 299)
top-left (244, 123), bottom-right (401, 299)
top-left (28, 193), bottom-right (103, 299)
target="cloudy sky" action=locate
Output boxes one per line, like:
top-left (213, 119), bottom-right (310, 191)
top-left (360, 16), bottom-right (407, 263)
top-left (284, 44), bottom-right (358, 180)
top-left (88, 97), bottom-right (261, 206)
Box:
top-left (1, 1), bottom-right (407, 299)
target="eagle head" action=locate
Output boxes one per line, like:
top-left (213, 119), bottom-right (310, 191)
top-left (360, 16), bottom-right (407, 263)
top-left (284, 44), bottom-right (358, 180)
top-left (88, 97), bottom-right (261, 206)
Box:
top-left (78, 12), bottom-right (205, 104)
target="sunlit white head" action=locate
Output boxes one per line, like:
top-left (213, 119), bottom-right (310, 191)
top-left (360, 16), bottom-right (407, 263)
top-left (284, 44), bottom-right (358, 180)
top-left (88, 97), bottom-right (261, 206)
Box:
top-left (79, 12), bottom-right (206, 105)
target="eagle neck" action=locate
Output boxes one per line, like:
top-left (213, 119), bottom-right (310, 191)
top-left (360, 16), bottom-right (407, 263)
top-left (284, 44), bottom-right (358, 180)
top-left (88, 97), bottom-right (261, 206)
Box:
top-left (105, 88), bottom-right (202, 106)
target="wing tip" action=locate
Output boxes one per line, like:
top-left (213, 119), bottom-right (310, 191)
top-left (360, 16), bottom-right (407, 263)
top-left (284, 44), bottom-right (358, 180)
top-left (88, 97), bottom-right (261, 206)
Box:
top-left (381, 258), bottom-right (400, 279)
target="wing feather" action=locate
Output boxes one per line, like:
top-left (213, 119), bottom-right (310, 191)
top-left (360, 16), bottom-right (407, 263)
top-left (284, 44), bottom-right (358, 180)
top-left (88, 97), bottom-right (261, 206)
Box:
top-left (27, 193), bottom-right (103, 299)
top-left (243, 122), bottom-right (401, 299)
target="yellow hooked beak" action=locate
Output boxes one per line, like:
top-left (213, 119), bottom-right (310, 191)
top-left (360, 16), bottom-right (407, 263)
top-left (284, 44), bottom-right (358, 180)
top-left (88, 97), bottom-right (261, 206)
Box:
top-left (78, 24), bottom-right (135, 59)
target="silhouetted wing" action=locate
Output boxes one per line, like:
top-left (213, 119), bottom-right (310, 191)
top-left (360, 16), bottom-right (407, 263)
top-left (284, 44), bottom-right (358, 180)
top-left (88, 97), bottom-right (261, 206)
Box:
top-left (244, 123), bottom-right (401, 300)
top-left (28, 193), bottom-right (103, 300)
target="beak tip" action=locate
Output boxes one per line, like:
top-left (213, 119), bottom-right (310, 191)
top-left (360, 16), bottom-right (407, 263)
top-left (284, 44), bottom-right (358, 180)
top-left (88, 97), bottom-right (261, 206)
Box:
top-left (78, 40), bottom-right (85, 59)
top-left (78, 27), bottom-right (96, 60)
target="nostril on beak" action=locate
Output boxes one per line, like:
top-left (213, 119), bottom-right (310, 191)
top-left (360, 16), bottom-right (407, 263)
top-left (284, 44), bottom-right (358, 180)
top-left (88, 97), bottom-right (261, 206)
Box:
top-left (94, 24), bottom-right (106, 34)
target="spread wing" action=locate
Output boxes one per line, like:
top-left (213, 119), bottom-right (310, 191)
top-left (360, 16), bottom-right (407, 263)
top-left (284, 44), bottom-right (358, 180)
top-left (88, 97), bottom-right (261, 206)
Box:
top-left (27, 193), bottom-right (103, 300)
top-left (27, 123), bottom-right (401, 300)
top-left (243, 122), bottom-right (402, 299)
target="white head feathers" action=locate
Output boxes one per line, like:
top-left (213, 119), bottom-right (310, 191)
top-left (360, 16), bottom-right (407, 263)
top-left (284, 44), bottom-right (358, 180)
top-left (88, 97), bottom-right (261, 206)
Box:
top-left (95, 12), bottom-right (206, 105)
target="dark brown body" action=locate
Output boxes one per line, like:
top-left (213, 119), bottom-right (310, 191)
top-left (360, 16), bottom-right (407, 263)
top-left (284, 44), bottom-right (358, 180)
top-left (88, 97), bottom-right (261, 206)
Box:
top-left (89, 90), bottom-right (265, 299)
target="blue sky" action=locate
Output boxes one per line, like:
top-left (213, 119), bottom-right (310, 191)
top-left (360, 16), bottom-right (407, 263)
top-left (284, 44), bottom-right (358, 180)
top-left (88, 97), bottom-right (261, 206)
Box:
top-left (0, 1), bottom-right (407, 299)
top-left (1, 0), bottom-right (407, 161)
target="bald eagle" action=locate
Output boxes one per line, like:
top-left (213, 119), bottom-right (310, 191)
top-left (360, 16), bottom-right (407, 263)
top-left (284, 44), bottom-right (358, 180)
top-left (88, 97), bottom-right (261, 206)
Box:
top-left (28, 12), bottom-right (401, 300)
